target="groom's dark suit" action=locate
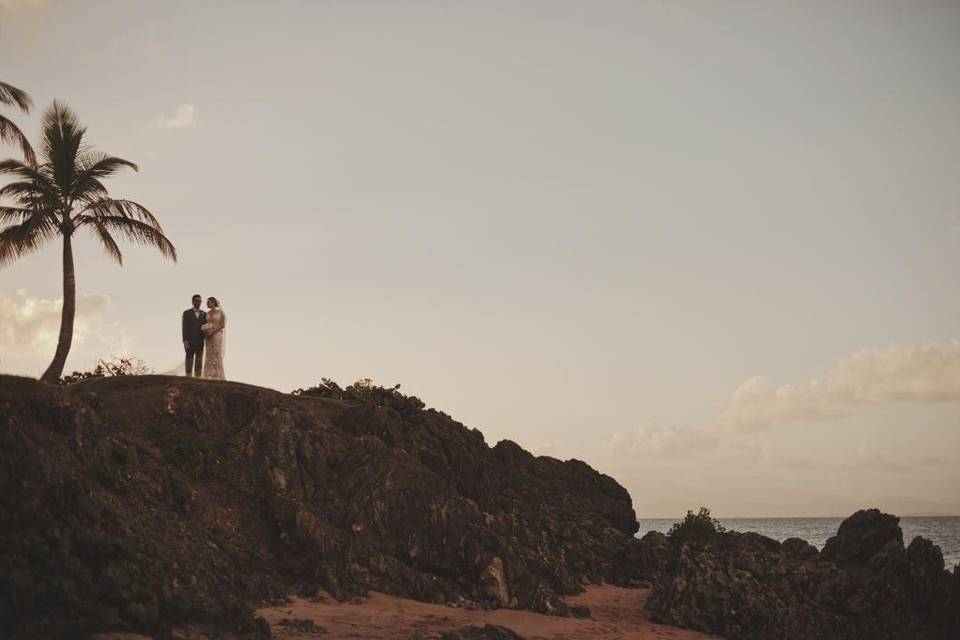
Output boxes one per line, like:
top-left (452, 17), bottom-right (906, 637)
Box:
top-left (182, 307), bottom-right (207, 376)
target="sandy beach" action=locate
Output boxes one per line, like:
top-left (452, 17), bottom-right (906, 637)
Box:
top-left (257, 585), bottom-right (718, 640)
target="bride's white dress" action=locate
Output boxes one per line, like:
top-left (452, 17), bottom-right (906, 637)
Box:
top-left (201, 307), bottom-right (226, 379)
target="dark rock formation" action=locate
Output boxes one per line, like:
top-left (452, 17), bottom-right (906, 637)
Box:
top-left (646, 508), bottom-right (960, 640)
top-left (610, 530), bottom-right (670, 586)
top-left (439, 624), bottom-right (526, 640)
top-left (0, 375), bottom-right (639, 639)
top-left (822, 508), bottom-right (904, 567)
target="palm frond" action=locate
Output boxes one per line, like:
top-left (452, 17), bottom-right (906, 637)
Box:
top-left (15, 201), bottom-right (60, 241)
top-left (0, 158), bottom-right (52, 185)
top-left (0, 115), bottom-right (37, 166)
top-left (73, 152), bottom-right (137, 198)
top-left (1, 100), bottom-right (174, 272)
top-left (79, 198), bottom-right (163, 229)
top-left (0, 206), bottom-right (30, 224)
top-left (0, 219), bottom-right (58, 267)
top-left (0, 182), bottom-right (59, 216)
top-left (41, 100), bottom-right (86, 191)
top-left (88, 219), bottom-right (124, 265)
top-left (78, 177), bottom-right (108, 200)
top-left (0, 81), bottom-right (31, 112)
top-left (0, 180), bottom-right (41, 200)
top-left (76, 215), bottom-right (177, 262)
top-left (0, 160), bottom-right (61, 222)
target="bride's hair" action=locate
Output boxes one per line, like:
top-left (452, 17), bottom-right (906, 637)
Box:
top-left (207, 296), bottom-right (220, 308)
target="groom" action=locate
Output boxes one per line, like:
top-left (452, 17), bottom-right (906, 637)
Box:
top-left (182, 294), bottom-right (206, 376)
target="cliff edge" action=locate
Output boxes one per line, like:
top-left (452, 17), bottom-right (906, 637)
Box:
top-left (0, 375), bottom-right (640, 638)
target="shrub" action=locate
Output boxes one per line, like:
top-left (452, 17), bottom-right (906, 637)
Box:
top-left (291, 377), bottom-right (343, 399)
top-left (292, 377), bottom-right (426, 415)
top-left (59, 357), bottom-right (152, 385)
top-left (667, 507), bottom-right (726, 546)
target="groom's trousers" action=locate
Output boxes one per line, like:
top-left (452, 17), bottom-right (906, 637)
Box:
top-left (185, 342), bottom-right (204, 377)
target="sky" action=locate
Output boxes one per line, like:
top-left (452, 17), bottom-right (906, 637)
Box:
top-left (2, 0), bottom-right (959, 517)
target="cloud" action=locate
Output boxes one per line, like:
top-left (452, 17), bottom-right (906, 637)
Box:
top-left (618, 340), bottom-right (960, 456)
top-left (720, 341), bottom-right (960, 433)
top-left (0, 289), bottom-right (112, 355)
top-left (153, 103), bottom-right (196, 129)
top-left (606, 423), bottom-right (719, 457)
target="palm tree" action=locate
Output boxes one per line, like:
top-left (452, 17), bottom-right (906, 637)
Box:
top-left (0, 101), bottom-right (176, 383)
top-left (0, 81), bottom-right (36, 165)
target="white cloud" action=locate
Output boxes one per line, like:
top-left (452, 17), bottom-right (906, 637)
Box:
top-left (607, 423), bottom-right (720, 456)
top-left (0, 290), bottom-right (138, 377)
top-left (720, 341), bottom-right (960, 432)
top-left (153, 103), bottom-right (196, 129)
top-left (618, 340), bottom-right (960, 457)
top-left (604, 423), bottom-right (734, 459)
top-left (0, 289), bottom-right (112, 355)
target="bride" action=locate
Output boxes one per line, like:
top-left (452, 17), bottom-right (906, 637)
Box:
top-left (201, 296), bottom-right (226, 379)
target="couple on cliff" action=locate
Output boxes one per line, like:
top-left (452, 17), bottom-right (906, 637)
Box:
top-left (181, 294), bottom-right (227, 379)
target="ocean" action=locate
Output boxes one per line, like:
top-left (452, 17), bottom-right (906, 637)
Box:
top-left (637, 516), bottom-right (960, 569)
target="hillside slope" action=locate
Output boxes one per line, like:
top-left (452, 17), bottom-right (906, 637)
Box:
top-left (0, 375), bottom-right (642, 638)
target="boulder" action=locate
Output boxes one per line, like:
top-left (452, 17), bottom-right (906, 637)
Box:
top-left (822, 508), bottom-right (904, 569)
top-left (610, 530), bottom-right (670, 585)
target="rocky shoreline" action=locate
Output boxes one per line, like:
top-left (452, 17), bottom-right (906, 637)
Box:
top-left (1, 374), bottom-right (957, 639)
top-left (639, 509), bottom-right (960, 640)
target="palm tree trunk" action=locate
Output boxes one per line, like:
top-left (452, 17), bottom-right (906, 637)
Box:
top-left (40, 234), bottom-right (76, 383)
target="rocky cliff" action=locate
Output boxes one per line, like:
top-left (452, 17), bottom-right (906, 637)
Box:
top-left (0, 375), bottom-right (641, 639)
top-left (5, 374), bottom-right (957, 640)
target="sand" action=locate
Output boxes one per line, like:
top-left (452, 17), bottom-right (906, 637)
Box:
top-left (257, 585), bottom-right (719, 639)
